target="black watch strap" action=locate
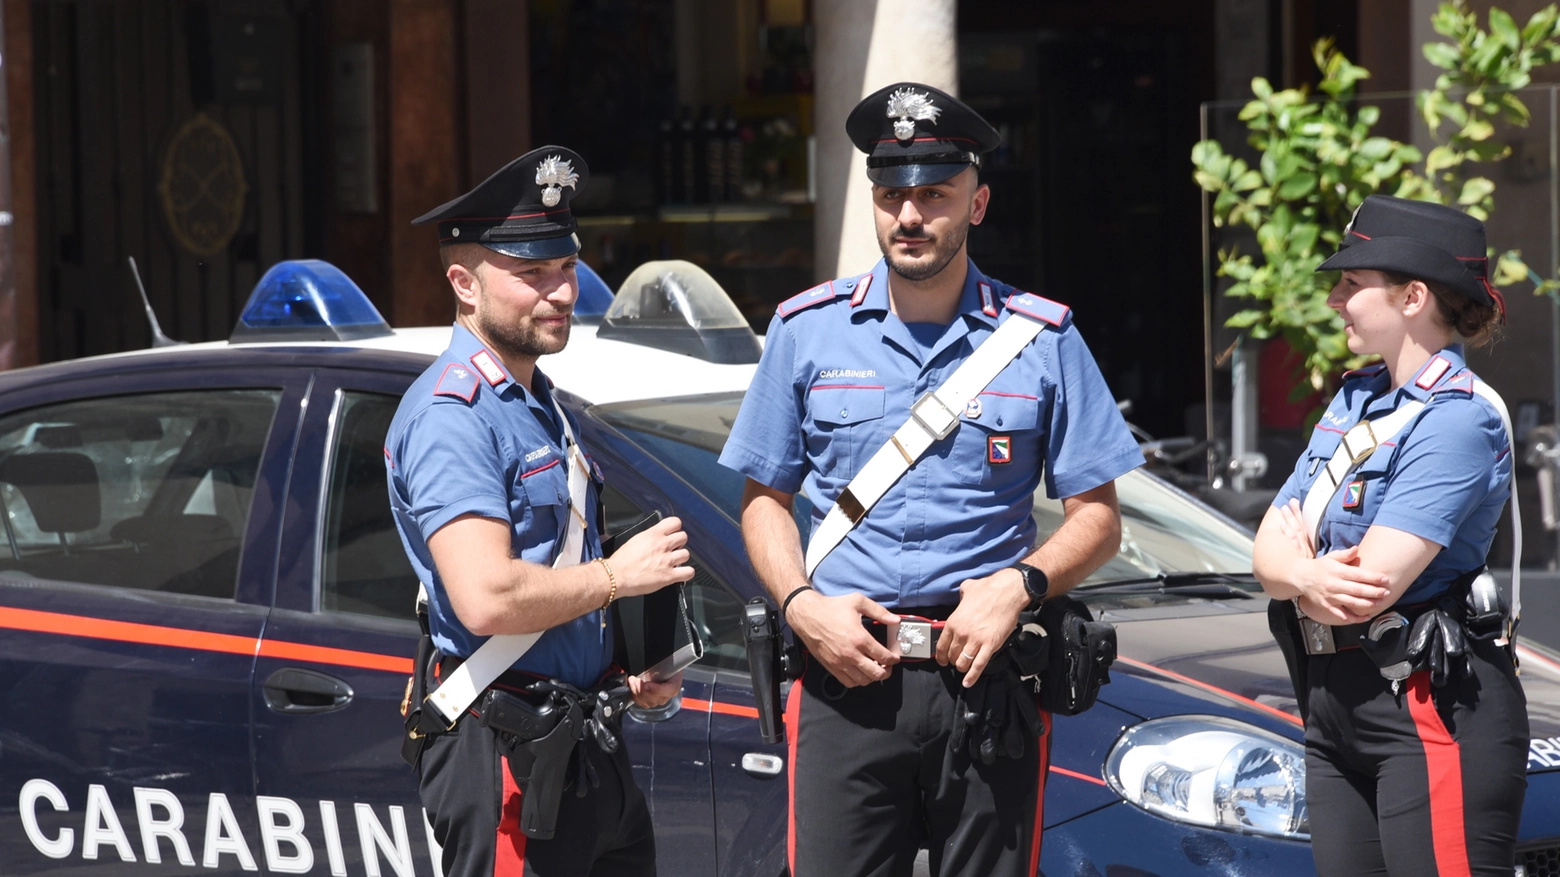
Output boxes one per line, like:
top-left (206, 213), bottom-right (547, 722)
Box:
top-left (1012, 562), bottom-right (1049, 609)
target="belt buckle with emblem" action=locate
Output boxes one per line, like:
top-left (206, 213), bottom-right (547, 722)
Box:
top-left (1300, 616), bottom-right (1337, 655)
top-left (886, 618), bottom-right (934, 660)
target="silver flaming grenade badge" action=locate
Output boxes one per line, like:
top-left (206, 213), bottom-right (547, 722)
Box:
top-left (535, 155), bottom-right (579, 208)
top-left (886, 87), bottom-right (941, 143)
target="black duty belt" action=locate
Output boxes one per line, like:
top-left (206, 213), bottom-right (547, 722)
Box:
top-left (1301, 601), bottom-right (1433, 656)
top-left (864, 606), bottom-right (958, 661)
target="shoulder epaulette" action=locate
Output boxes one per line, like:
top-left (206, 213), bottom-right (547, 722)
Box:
top-left (1432, 369), bottom-right (1475, 397)
top-left (1004, 290), bottom-right (1070, 326)
top-left (1341, 363), bottom-right (1387, 380)
top-left (432, 362), bottom-right (480, 403)
top-left (777, 281), bottom-right (838, 318)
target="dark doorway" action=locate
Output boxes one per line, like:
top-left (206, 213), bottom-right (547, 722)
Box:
top-left (960, 7), bottom-right (1214, 441)
top-left (31, 0), bottom-right (319, 361)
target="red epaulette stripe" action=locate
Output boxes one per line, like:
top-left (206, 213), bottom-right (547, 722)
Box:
top-left (979, 282), bottom-right (998, 317)
top-left (850, 273), bottom-right (872, 307)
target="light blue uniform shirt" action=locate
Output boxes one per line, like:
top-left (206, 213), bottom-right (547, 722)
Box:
top-left (1273, 345), bottom-right (1512, 605)
top-left (719, 258), bottom-right (1144, 610)
top-left (386, 323), bottom-right (610, 688)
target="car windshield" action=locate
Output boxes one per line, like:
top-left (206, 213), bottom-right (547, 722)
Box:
top-left (592, 393), bottom-right (1255, 587)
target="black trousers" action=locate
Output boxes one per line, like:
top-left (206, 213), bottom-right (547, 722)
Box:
top-left (418, 712), bottom-right (656, 877)
top-left (786, 658), bottom-right (1051, 877)
top-left (1304, 641), bottom-right (1528, 877)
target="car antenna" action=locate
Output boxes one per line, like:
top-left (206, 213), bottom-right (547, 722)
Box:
top-left (128, 256), bottom-right (184, 347)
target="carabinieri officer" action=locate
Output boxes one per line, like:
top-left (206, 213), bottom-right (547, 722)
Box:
top-left (387, 146), bottom-right (694, 877)
top-left (719, 83), bottom-right (1143, 877)
top-left (1254, 195), bottom-right (1528, 876)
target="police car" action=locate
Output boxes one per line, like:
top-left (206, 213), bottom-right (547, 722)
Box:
top-left (0, 259), bottom-right (1557, 877)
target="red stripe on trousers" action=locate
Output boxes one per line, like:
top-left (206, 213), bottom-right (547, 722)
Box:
top-left (1028, 711), bottom-right (1053, 876)
top-left (1405, 673), bottom-right (1471, 877)
top-left (786, 680), bottom-right (803, 877)
top-left (496, 756), bottom-right (527, 877)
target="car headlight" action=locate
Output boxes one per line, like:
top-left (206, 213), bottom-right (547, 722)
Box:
top-left (1103, 715), bottom-right (1309, 840)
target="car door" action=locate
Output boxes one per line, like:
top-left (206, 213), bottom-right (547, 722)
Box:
top-left (0, 368), bottom-right (307, 876)
top-left (249, 368), bottom-right (438, 877)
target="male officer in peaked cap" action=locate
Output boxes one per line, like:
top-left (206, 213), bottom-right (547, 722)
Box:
top-left (386, 146), bottom-right (694, 877)
top-left (720, 84), bottom-right (1144, 875)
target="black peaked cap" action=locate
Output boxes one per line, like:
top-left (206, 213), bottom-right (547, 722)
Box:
top-left (412, 146), bottom-right (588, 260)
top-left (846, 82), bottom-right (1001, 187)
top-left (1319, 195), bottom-right (1504, 317)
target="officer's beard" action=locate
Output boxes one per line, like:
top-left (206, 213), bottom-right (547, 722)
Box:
top-left (475, 297), bottom-right (570, 360)
top-left (879, 219), bottom-right (970, 282)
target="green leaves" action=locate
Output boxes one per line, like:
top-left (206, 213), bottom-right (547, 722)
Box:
top-left (1196, 2), bottom-right (1559, 403)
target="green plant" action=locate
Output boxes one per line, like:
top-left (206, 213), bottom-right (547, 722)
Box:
top-left (1191, 1), bottom-right (1560, 397)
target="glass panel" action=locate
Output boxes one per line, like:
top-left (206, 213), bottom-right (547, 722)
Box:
top-left (320, 391), bottom-right (418, 619)
top-left (0, 389), bottom-right (282, 598)
top-left (594, 392), bottom-right (1254, 580)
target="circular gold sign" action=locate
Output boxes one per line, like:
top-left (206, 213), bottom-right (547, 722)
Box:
top-left (159, 113), bottom-right (248, 257)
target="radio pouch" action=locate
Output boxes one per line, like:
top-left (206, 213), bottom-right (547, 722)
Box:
top-left (1035, 596), bottom-right (1116, 716)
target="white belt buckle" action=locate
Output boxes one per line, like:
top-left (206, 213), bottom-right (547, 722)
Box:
top-left (910, 392), bottom-right (960, 441)
top-left (888, 619), bottom-right (934, 659)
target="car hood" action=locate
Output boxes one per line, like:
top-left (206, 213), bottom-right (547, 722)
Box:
top-left (1099, 601), bottom-right (1560, 759)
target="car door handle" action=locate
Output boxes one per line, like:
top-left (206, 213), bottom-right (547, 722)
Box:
top-left (263, 667), bottom-right (354, 715)
top-left (741, 753), bottom-right (783, 777)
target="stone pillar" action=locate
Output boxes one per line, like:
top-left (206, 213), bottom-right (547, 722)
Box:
top-left (813, 0), bottom-right (957, 283)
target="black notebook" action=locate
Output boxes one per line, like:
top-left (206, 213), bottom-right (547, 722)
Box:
top-left (605, 511), bottom-right (705, 681)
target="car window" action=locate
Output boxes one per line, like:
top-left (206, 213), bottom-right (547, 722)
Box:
top-left (0, 389), bottom-right (281, 597)
top-left (319, 391), bottom-right (419, 618)
top-left (600, 482), bottom-right (748, 673)
top-left (592, 391), bottom-right (815, 533)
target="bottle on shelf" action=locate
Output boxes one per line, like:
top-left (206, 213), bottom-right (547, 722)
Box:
top-left (702, 105), bottom-right (724, 204)
top-left (656, 115), bottom-right (675, 206)
top-left (723, 106), bottom-right (743, 203)
top-left (677, 106), bottom-right (697, 205)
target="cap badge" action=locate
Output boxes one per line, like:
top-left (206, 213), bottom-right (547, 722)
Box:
top-left (885, 87), bottom-right (941, 143)
top-left (535, 155), bottom-right (580, 208)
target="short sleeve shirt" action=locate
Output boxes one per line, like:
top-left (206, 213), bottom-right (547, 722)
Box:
top-left (1272, 346), bottom-right (1512, 605)
top-left (386, 323), bottom-right (609, 688)
top-left (719, 258), bottom-right (1144, 609)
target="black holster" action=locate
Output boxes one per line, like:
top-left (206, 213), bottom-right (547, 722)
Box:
top-left (400, 625), bottom-right (442, 768)
top-left (493, 696), bottom-right (585, 841)
top-left (1267, 598), bottom-right (1310, 721)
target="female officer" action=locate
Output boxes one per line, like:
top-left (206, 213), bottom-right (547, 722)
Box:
top-left (1253, 195), bottom-right (1529, 876)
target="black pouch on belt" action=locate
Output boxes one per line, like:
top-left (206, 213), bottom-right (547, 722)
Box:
top-left (399, 633), bottom-right (438, 768)
top-left (1035, 596), bottom-right (1116, 716)
top-left (1266, 599), bottom-right (1310, 721)
top-left (492, 692), bottom-right (585, 841)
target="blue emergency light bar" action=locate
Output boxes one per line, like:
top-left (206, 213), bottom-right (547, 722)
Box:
top-left (230, 259), bottom-right (393, 343)
top-left (573, 260), bottom-right (615, 322)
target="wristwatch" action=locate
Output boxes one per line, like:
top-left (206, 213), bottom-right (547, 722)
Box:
top-left (1011, 562), bottom-right (1049, 609)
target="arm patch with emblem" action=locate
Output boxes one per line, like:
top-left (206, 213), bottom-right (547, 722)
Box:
top-left (433, 363), bottom-right (481, 403)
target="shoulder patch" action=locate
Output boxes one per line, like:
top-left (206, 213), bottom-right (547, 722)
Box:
top-left (978, 282), bottom-right (998, 317)
top-left (850, 273), bottom-right (873, 307)
top-left (433, 362), bottom-right (481, 403)
top-left (1004, 290), bottom-right (1070, 326)
top-left (777, 281), bottom-right (837, 318)
top-left (1414, 355), bottom-right (1452, 390)
top-left (470, 350), bottom-right (509, 386)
